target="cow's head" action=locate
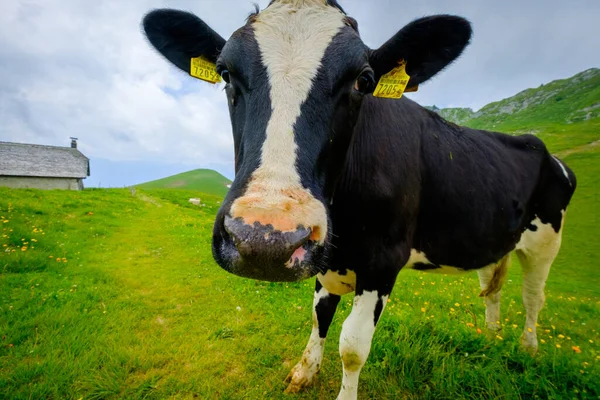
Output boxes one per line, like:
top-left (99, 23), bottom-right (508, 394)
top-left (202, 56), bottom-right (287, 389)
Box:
top-left (143, 0), bottom-right (471, 282)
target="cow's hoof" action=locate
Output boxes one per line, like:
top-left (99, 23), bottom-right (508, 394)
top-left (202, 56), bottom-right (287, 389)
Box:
top-left (485, 326), bottom-right (501, 340)
top-left (283, 363), bottom-right (317, 394)
top-left (519, 335), bottom-right (538, 356)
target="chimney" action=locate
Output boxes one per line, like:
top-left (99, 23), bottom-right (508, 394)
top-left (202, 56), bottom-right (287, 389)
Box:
top-left (70, 137), bottom-right (78, 149)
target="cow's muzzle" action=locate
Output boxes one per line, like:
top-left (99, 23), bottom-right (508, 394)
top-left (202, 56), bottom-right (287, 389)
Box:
top-left (213, 215), bottom-right (323, 282)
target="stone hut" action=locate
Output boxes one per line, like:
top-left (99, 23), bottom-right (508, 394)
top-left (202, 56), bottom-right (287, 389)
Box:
top-left (0, 139), bottom-right (90, 190)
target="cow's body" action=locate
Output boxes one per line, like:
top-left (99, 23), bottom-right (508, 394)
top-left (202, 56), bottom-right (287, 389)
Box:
top-left (142, 2), bottom-right (576, 398)
top-left (324, 95), bottom-right (574, 290)
top-left (283, 95), bottom-right (575, 397)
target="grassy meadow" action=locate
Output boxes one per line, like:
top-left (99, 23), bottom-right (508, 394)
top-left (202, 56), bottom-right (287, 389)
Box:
top-left (1, 144), bottom-right (599, 399)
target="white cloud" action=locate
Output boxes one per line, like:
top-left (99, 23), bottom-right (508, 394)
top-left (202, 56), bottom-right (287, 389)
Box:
top-left (0, 0), bottom-right (247, 170)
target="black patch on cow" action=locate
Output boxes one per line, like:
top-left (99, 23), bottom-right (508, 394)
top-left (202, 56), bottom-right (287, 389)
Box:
top-left (315, 286), bottom-right (341, 338)
top-left (412, 262), bottom-right (442, 271)
top-left (296, 27), bottom-right (367, 200)
top-left (525, 222), bottom-right (538, 232)
top-left (373, 297), bottom-right (384, 326)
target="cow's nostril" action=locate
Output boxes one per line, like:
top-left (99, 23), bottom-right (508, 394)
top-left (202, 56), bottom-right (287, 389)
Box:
top-left (285, 227), bottom-right (312, 251)
top-left (223, 216), bottom-right (311, 261)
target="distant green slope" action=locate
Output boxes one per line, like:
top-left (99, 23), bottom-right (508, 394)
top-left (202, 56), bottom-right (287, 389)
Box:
top-left (136, 168), bottom-right (231, 197)
top-left (430, 68), bottom-right (600, 153)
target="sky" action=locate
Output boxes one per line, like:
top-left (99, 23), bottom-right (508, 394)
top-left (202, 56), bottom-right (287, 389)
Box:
top-left (0, 0), bottom-right (598, 187)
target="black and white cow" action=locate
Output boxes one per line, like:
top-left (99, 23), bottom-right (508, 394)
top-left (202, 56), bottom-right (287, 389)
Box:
top-left (143, 1), bottom-right (576, 398)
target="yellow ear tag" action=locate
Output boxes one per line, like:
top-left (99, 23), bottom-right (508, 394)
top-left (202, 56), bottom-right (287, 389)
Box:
top-left (373, 60), bottom-right (410, 99)
top-left (190, 56), bottom-right (222, 84)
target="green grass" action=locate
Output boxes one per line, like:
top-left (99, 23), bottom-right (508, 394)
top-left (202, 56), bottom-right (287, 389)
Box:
top-left (135, 168), bottom-right (232, 197)
top-left (1, 142), bottom-right (599, 400)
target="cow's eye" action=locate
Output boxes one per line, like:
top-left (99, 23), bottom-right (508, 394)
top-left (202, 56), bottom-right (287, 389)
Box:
top-left (220, 69), bottom-right (230, 83)
top-left (216, 64), bottom-right (230, 83)
top-left (354, 70), bottom-right (375, 94)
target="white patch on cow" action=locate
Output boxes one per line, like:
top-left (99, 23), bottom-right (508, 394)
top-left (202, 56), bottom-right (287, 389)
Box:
top-left (552, 156), bottom-right (572, 186)
top-left (515, 212), bottom-right (565, 353)
top-left (338, 291), bottom-right (386, 400)
top-left (406, 249), bottom-right (468, 275)
top-left (229, 0), bottom-right (345, 243)
top-left (317, 269), bottom-right (356, 295)
top-left (477, 262), bottom-right (504, 331)
top-left (285, 286), bottom-right (329, 393)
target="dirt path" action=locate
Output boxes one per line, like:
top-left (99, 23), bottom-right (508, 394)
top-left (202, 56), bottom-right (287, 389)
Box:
top-left (554, 140), bottom-right (600, 158)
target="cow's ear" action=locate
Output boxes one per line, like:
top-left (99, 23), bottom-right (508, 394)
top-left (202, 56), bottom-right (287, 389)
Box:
top-left (369, 15), bottom-right (471, 87)
top-left (142, 9), bottom-right (226, 74)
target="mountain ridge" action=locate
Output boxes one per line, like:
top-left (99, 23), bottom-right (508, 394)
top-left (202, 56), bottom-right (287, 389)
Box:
top-left (428, 68), bottom-right (600, 131)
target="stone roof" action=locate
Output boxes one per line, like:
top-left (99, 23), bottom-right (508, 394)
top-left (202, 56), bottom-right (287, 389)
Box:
top-left (0, 142), bottom-right (90, 179)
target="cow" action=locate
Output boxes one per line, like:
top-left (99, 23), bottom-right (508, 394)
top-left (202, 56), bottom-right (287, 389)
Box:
top-left (142, 1), bottom-right (576, 398)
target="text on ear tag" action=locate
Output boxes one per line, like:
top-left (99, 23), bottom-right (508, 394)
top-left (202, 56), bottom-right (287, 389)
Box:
top-left (190, 57), bottom-right (222, 84)
top-left (373, 60), bottom-right (410, 99)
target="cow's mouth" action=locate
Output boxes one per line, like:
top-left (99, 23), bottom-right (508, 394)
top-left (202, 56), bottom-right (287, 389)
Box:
top-left (212, 216), bottom-right (325, 282)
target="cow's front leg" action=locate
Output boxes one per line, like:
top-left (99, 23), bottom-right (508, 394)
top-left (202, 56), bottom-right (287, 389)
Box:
top-left (337, 289), bottom-right (389, 400)
top-left (284, 279), bottom-right (340, 393)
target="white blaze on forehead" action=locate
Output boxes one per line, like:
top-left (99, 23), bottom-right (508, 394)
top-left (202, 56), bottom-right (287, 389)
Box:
top-left (229, 1), bottom-right (345, 242)
top-left (254, 1), bottom-right (344, 185)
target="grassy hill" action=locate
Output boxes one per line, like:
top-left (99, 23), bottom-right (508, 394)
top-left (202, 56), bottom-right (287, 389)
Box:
top-left (136, 168), bottom-right (231, 197)
top-left (430, 68), bottom-right (600, 153)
